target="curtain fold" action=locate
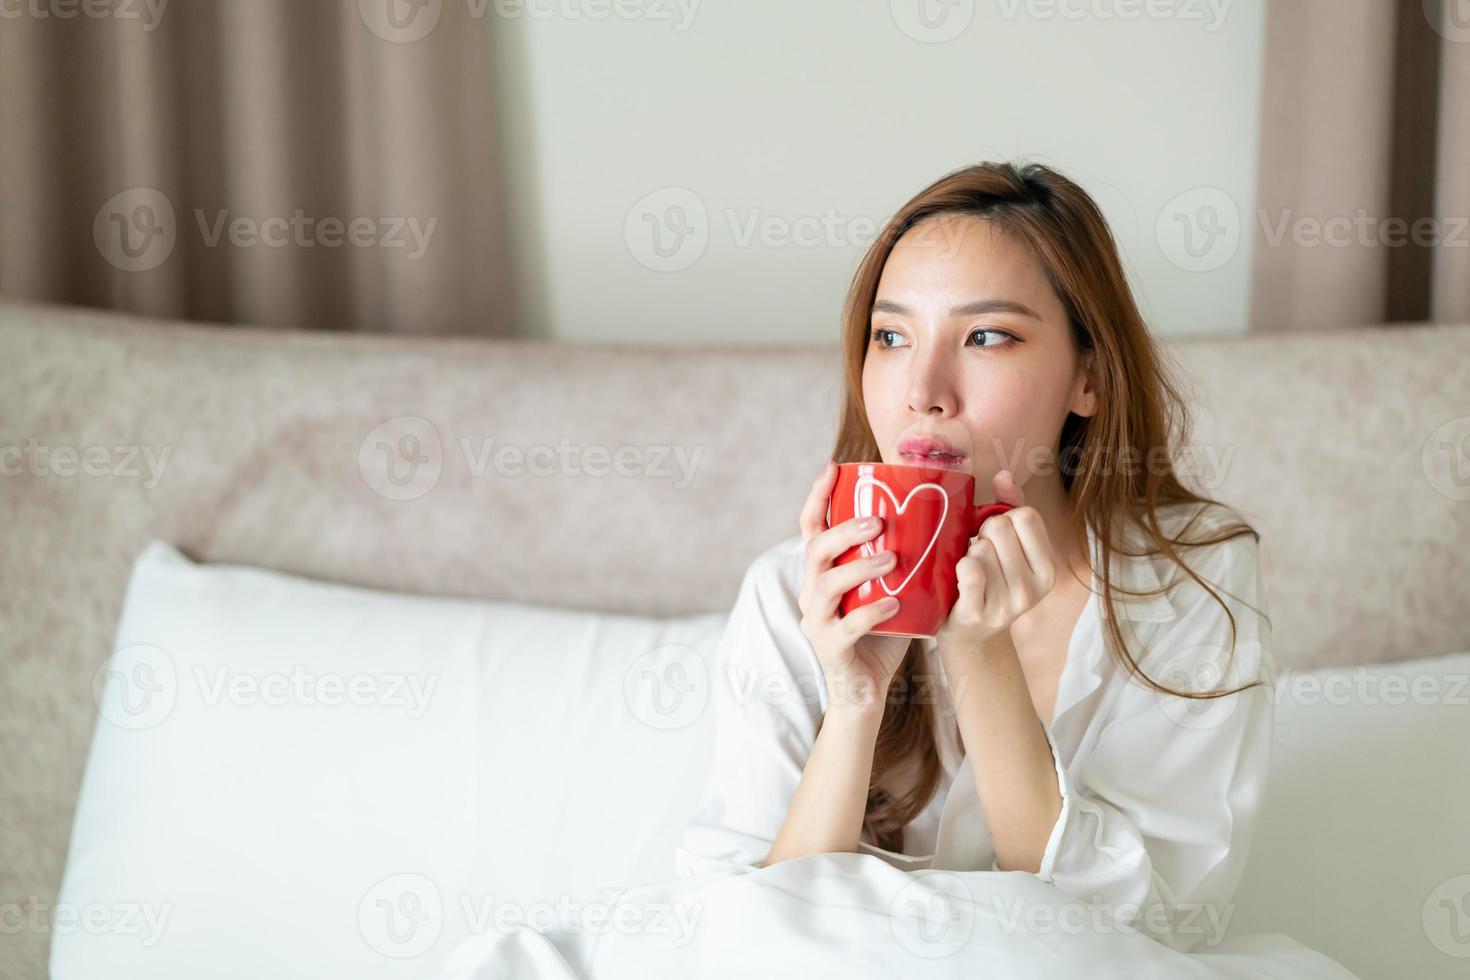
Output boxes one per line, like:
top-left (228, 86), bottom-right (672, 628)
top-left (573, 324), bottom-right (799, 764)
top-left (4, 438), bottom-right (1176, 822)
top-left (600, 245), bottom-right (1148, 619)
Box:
top-left (1248, 0), bottom-right (1470, 332)
top-left (0, 0), bottom-right (515, 335)
top-left (1432, 1), bottom-right (1470, 323)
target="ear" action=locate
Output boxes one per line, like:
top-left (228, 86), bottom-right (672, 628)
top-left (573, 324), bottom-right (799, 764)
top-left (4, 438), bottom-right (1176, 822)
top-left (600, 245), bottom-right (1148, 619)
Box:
top-left (1069, 349), bottom-right (1100, 418)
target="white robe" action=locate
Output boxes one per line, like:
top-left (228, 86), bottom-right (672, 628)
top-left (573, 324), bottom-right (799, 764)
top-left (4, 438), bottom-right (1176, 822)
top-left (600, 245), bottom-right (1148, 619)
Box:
top-left (676, 501), bottom-right (1279, 953)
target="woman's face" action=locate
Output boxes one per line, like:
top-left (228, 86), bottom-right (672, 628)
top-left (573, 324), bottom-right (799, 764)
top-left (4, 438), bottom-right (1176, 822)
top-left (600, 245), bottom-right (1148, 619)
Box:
top-left (861, 213), bottom-right (1097, 494)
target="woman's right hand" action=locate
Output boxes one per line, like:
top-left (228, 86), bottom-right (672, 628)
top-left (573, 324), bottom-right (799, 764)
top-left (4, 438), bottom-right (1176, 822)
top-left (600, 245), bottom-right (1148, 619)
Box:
top-left (797, 460), bottom-right (913, 713)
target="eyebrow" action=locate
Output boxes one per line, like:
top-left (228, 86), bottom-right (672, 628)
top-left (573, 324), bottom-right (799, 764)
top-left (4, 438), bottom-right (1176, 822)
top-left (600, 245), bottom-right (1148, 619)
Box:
top-left (871, 298), bottom-right (1042, 319)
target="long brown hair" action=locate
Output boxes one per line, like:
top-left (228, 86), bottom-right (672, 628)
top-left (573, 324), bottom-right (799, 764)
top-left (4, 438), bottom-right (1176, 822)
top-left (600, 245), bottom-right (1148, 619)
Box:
top-left (830, 161), bottom-right (1270, 853)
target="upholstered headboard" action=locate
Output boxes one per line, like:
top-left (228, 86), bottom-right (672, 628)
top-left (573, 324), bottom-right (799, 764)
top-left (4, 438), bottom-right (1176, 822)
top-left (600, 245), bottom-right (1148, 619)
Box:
top-left (2, 297), bottom-right (1468, 972)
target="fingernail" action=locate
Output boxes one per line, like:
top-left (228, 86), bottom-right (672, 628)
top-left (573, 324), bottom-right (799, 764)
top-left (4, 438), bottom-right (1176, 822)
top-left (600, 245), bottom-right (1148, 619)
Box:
top-left (859, 517), bottom-right (879, 530)
top-left (872, 550), bottom-right (895, 565)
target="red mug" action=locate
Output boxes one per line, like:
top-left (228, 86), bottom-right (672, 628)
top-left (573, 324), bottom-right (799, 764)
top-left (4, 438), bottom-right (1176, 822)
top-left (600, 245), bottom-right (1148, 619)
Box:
top-left (825, 462), bottom-right (1015, 638)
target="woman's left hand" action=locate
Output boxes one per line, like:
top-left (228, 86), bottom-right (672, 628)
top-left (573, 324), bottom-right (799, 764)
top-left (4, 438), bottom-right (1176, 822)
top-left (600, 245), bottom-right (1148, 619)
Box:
top-left (936, 469), bottom-right (1060, 652)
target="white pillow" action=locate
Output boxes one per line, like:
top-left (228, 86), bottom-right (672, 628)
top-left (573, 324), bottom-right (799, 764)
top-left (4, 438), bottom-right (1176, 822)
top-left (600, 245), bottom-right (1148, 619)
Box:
top-left (1230, 650), bottom-right (1470, 980)
top-left (52, 541), bottom-right (725, 980)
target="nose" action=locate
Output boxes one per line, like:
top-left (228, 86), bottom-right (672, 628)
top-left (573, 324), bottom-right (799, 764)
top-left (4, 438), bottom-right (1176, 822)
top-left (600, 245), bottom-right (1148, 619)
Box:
top-left (905, 348), bottom-right (958, 418)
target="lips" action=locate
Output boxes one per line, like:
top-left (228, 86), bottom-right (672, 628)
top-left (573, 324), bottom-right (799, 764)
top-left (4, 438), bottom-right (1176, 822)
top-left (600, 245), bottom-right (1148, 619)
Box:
top-left (897, 434), bottom-right (968, 470)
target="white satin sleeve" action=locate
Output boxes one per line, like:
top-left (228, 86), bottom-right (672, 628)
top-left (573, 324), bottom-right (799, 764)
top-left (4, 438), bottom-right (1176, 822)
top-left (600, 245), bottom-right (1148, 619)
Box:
top-left (674, 537), bottom-right (827, 877)
top-left (1020, 531), bottom-right (1277, 953)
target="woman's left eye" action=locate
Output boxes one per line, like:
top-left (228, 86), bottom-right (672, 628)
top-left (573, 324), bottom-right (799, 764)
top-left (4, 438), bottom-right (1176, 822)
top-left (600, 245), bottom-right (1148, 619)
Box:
top-left (968, 329), bottom-right (1016, 349)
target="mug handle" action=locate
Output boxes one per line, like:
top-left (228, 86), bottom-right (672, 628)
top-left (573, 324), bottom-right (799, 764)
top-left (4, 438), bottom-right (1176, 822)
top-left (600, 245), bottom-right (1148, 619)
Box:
top-left (969, 501), bottom-right (1015, 535)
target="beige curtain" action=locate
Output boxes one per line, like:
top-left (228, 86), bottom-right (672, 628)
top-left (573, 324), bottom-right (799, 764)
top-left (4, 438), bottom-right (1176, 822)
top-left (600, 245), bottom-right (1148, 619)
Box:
top-left (1249, 0), bottom-right (1469, 331)
top-left (0, 0), bottom-right (515, 335)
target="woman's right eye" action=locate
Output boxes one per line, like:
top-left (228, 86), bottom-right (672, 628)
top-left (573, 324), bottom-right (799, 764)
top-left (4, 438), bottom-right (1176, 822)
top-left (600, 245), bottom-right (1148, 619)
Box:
top-left (871, 327), bottom-right (908, 349)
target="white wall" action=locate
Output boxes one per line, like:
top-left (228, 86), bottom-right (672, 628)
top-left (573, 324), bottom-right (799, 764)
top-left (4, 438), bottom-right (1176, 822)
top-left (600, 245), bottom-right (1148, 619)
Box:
top-left (489, 0), bottom-right (1265, 344)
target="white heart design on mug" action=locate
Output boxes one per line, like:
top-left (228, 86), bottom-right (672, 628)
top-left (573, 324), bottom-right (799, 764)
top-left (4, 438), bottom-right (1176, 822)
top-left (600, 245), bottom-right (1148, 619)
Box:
top-left (853, 476), bottom-right (949, 597)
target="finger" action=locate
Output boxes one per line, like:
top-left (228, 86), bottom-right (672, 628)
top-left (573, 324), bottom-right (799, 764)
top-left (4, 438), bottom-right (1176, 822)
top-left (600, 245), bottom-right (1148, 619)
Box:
top-left (814, 550), bottom-right (897, 619)
top-left (837, 595), bottom-right (901, 639)
top-left (1010, 507), bottom-right (1058, 593)
top-left (803, 517), bottom-right (884, 611)
top-left (955, 553), bottom-right (987, 611)
top-left (982, 517), bottom-right (1032, 601)
top-left (969, 537), bottom-right (1007, 612)
top-left (799, 460), bottom-right (838, 544)
top-left (808, 514), bottom-right (883, 570)
top-left (991, 469), bottom-right (1026, 508)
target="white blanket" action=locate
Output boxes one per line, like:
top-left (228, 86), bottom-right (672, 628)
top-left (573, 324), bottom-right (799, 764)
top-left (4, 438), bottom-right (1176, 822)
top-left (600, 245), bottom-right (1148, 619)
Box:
top-left (426, 854), bottom-right (1359, 979)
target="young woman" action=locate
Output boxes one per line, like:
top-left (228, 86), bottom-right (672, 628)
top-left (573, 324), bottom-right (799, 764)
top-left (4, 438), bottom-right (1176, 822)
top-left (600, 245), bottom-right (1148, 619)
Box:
top-left (675, 161), bottom-right (1276, 953)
